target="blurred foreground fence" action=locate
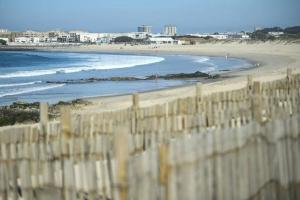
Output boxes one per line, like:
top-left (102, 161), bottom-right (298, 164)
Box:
top-left (0, 70), bottom-right (300, 200)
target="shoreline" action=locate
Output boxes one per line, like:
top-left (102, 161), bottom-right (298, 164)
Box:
top-left (66, 42), bottom-right (300, 112)
top-left (1, 42), bottom-right (300, 115)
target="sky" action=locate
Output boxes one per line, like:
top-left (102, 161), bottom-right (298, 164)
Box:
top-left (0, 0), bottom-right (299, 33)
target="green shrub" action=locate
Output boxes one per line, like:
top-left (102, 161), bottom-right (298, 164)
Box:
top-left (0, 39), bottom-right (7, 45)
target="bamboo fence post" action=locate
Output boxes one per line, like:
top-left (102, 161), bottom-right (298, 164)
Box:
top-left (287, 68), bottom-right (292, 81)
top-left (132, 93), bottom-right (139, 134)
top-left (60, 106), bottom-right (71, 139)
top-left (247, 75), bottom-right (253, 92)
top-left (159, 143), bottom-right (170, 200)
top-left (287, 68), bottom-right (293, 94)
top-left (196, 83), bottom-right (203, 113)
top-left (132, 93), bottom-right (139, 109)
top-left (39, 100), bottom-right (49, 168)
top-left (60, 106), bottom-right (72, 200)
top-left (40, 102), bottom-right (49, 132)
top-left (252, 81), bottom-right (263, 123)
top-left (114, 126), bottom-right (129, 200)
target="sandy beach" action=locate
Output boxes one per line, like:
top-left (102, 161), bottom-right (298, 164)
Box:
top-left (2, 42), bottom-right (299, 112)
top-left (41, 42), bottom-right (299, 113)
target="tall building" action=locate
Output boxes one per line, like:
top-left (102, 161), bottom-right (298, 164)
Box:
top-left (138, 25), bottom-right (152, 33)
top-left (163, 25), bottom-right (177, 36)
top-left (0, 29), bottom-right (9, 33)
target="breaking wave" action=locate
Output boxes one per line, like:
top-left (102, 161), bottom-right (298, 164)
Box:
top-left (0, 81), bottom-right (42, 88)
top-left (0, 84), bottom-right (65, 98)
top-left (0, 55), bottom-right (165, 78)
top-left (194, 57), bottom-right (210, 63)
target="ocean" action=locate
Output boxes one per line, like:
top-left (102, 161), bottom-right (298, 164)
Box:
top-left (0, 50), bottom-right (252, 105)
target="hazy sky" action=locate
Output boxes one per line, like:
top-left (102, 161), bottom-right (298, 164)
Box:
top-left (0, 0), bottom-right (299, 33)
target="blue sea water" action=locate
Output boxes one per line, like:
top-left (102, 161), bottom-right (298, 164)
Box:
top-left (0, 50), bottom-right (252, 105)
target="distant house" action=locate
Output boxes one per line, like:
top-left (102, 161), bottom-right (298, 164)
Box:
top-left (15, 37), bottom-right (31, 43)
top-left (210, 34), bottom-right (228, 40)
top-left (268, 32), bottom-right (284, 37)
top-left (227, 33), bottom-right (250, 40)
top-left (147, 37), bottom-right (182, 45)
top-left (96, 37), bottom-right (113, 44)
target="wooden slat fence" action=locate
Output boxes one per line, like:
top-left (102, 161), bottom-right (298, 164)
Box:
top-left (0, 70), bottom-right (300, 200)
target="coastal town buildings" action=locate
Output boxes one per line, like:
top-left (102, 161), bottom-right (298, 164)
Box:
top-left (189, 32), bottom-right (250, 40)
top-left (0, 26), bottom-right (261, 46)
top-left (69, 31), bottom-right (98, 43)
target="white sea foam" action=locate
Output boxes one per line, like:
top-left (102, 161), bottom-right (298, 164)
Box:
top-left (0, 81), bottom-right (42, 88)
top-left (0, 55), bottom-right (165, 78)
top-left (194, 57), bottom-right (210, 63)
top-left (0, 84), bottom-right (65, 98)
top-left (201, 66), bottom-right (217, 73)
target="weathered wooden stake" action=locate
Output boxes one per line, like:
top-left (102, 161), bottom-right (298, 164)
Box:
top-left (39, 102), bottom-right (49, 138)
top-left (247, 75), bottom-right (253, 92)
top-left (40, 102), bottom-right (49, 125)
top-left (196, 83), bottom-right (203, 100)
top-left (159, 143), bottom-right (169, 200)
top-left (60, 106), bottom-right (71, 139)
top-left (196, 83), bottom-right (203, 113)
top-left (287, 68), bottom-right (292, 94)
top-left (60, 106), bottom-right (72, 200)
top-left (252, 81), bottom-right (262, 123)
top-left (287, 68), bottom-right (292, 81)
top-left (131, 93), bottom-right (139, 134)
top-left (114, 126), bottom-right (129, 200)
top-left (132, 93), bottom-right (139, 109)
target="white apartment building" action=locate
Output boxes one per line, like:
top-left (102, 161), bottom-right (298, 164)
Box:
top-left (163, 25), bottom-right (177, 36)
top-left (20, 30), bottom-right (48, 38)
top-left (12, 30), bottom-right (50, 43)
top-left (81, 33), bottom-right (98, 43)
top-left (70, 31), bottom-right (98, 43)
top-left (138, 25), bottom-right (152, 33)
top-left (0, 29), bottom-right (9, 33)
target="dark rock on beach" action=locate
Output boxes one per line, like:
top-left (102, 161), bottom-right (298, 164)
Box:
top-left (146, 71), bottom-right (210, 80)
top-left (46, 71), bottom-right (217, 84)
